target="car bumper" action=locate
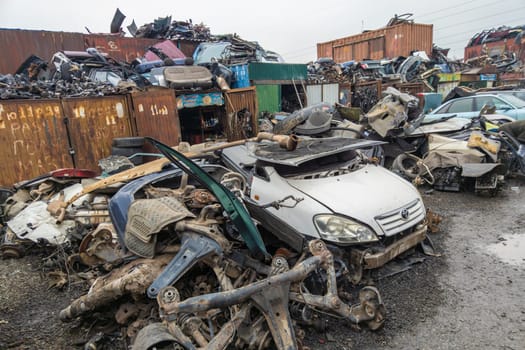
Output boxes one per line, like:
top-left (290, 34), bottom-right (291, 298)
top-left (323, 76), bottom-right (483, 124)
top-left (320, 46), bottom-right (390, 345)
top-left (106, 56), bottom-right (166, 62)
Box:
top-left (360, 222), bottom-right (427, 269)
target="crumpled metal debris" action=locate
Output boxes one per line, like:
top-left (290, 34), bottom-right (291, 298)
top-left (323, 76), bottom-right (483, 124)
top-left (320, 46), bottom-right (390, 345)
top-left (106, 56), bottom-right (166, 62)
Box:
top-left (133, 16), bottom-right (211, 40)
top-left (364, 87), bottom-right (420, 137)
top-left (0, 73), bottom-right (130, 100)
top-left (0, 135), bottom-right (388, 349)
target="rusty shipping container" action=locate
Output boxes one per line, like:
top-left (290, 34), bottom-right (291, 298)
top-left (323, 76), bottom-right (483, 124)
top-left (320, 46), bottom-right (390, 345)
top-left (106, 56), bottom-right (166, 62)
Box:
top-left (0, 29), bottom-right (204, 74)
top-left (0, 29), bottom-right (85, 74)
top-left (223, 87), bottom-right (259, 141)
top-left (83, 34), bottom-right (163, 63)
top-left (317, 22), bottom-right (433, 62)
top-left (0, 29), bottom-right (163, 73)
top-left (0, 99), bottom-right (73, 187)
top-left (61, 96), bottom-right (133, 170)
top-left (130, 88), bottom-right (181, 153)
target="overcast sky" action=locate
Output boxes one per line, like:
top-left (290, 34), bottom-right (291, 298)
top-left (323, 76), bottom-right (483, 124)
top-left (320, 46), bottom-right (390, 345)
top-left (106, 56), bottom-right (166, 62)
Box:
top-left (1, 0), bottom-right (523, 63)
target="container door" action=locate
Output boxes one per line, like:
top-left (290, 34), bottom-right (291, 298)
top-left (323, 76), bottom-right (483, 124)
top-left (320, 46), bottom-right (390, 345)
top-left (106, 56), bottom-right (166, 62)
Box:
top-left (256, 85), bottom-right (281, 113)
top-left (306, 85), bottom-right (322, 106)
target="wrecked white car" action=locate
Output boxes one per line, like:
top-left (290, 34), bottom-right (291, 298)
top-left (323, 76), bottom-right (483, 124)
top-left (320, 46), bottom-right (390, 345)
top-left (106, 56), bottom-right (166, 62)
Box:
top-left (218, 136), bottom-right (428, 282)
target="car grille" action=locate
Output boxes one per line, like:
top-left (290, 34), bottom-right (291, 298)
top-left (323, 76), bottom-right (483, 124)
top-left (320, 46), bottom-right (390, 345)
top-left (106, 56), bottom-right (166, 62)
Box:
top-left (375, 199), bottom-right (425, 236)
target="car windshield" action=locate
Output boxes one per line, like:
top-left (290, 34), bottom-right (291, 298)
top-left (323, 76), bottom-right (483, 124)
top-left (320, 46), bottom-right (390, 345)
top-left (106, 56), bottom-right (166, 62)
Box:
top-left (193, 42), bottom-right (230, 64)
top-left (500, 95), bottom-right (525, 108)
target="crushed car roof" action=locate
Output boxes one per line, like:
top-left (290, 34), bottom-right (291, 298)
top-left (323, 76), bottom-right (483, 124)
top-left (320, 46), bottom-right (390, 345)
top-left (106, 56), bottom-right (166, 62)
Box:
top-left (241, 137), bottom-right (385, 166)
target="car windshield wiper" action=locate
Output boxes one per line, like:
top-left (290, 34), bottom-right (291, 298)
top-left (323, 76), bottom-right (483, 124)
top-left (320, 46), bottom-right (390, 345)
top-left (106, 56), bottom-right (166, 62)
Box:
top-left (421, 114), bottom-right (458, 125)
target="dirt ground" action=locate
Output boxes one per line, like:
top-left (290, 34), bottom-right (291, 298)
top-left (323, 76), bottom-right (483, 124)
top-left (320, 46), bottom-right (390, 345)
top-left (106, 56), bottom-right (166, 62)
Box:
top-left (1, 179), bottom-right (524, 350)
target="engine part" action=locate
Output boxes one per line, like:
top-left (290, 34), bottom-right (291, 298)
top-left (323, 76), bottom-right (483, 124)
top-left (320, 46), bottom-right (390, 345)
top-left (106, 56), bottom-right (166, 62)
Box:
top-left (59, 254), bottom-right (174, 321)
top-left (78, 223), bottom-right (122, 266)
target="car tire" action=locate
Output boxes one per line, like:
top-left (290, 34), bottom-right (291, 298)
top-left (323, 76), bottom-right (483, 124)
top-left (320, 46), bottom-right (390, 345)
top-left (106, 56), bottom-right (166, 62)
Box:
top-left (111, 137), bottom-right (145, 148)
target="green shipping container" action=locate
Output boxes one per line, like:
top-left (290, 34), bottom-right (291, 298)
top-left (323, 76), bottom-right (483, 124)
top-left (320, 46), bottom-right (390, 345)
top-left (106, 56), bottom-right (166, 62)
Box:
top-left (248, 63), bottom-right (307, 81)
top-left (256, 85), bottom-right (281, 113)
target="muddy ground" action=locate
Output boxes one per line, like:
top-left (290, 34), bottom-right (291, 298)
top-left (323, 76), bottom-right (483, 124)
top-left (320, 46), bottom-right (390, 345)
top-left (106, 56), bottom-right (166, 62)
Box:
top-left (1, 179), bottom-right (524, 350)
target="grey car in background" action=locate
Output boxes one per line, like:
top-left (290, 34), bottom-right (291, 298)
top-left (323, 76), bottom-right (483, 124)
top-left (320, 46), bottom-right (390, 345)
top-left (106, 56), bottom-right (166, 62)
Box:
top-left (426, 94), bottom-right (525, 120)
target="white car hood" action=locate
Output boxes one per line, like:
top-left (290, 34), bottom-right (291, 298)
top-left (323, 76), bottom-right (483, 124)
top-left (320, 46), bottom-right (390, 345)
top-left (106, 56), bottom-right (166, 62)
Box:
top-left (285, 164), bottom-right (425, 236)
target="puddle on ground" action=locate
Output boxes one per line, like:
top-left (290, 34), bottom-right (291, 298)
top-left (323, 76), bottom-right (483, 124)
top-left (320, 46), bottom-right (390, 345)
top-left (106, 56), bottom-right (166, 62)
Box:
top-left (486, 234), bottom-right (525, 266)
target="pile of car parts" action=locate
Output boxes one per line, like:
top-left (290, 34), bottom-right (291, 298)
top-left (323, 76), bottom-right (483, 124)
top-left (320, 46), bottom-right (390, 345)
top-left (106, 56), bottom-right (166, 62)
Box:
top-left (0, 134), bottom-right (388, 349)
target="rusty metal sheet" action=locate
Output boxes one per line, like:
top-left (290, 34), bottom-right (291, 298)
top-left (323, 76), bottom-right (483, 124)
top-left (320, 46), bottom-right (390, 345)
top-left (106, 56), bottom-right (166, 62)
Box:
top-left (0, 29), bottom-right (85, 74)
top-left (130, 88), bottom-right (181, 152)
top-left (0, 29), bottom-right (169, 74)
top-left (82, 35), bottom-right (162, 63)
top-left (224, 87), bottom-right (258, 141)
top-left (171, 39), bottom-right (202, 58)
top-left (61, 96), bottom-right (133, 170)
top-left (0, 99), bottom-right (72, 187)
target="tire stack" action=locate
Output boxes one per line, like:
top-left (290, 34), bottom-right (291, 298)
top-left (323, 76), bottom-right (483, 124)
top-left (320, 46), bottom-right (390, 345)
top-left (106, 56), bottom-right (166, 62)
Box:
top-left (111, 137), bottom-right (145, 165)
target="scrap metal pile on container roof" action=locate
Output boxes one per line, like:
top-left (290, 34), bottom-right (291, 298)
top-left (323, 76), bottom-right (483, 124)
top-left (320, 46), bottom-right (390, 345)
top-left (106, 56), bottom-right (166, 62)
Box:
top-left (306, 49), bottom-right (449, 91)
top-left (131, 16), bottom-right (212, 41)
top-left (464, 24), bottom-right (525, 73)
top-left (0, 50), bottom-right (143, 100)
top-left (0, 73), bottom-right (130, 100)
top-left (105, 8), bottom-right (212, 41)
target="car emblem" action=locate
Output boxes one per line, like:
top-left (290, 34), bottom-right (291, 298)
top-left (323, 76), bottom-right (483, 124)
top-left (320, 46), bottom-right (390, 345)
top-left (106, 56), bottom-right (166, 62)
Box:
top-left (400, 208), bottom-right (409, 219)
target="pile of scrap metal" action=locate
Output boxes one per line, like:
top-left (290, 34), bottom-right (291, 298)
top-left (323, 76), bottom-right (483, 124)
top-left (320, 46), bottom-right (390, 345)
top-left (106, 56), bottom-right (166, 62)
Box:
top-left (130, 15), bottom-right (211, 40)
top-left (263, 88), bottom-right (525, 194)
top-left (307, 58), bottom-right (344, 83)
top-left (467, 25), bottom-right (525, 48)
top-left (0, 69), bottom-right (131, 100)
top-left (105, 8), bottom-right (212, 40)
top-left (0, 49), bottom-right (147, 100)
top-left (0, 134), bottom-right (386, 349)
top-left (307, 51), bottom-right (448, 89)
top-left (368, 100), bottom-right (525, 194)
top-left (193, 34), bottom-right (284, 66)
top-left (465, 24), bottom-right (525, 73)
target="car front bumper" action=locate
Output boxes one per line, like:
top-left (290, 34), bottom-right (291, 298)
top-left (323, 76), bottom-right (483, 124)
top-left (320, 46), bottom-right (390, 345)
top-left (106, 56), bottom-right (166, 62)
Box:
top-left (354, 222), bottom-right (428, 270)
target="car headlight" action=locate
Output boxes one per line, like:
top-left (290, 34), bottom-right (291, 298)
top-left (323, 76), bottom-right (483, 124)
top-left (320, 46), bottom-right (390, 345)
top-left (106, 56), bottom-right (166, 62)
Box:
top-left (314, 214), bottom-right (378, 244)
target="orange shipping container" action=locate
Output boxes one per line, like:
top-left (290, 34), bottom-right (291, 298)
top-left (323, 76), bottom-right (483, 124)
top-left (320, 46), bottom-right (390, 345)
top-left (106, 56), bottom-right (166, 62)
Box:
top-left (317, 22), bottom-right (433, 62)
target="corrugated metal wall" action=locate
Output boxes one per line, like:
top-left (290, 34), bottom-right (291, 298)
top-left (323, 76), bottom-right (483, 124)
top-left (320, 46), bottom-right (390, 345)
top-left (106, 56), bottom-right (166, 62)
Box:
top-left (306, 84), bottom-right (340, 106)
top-left (317, 23), bottom-right (433, 62)
top-left (0, 29), bottom-right (85, 73)
top-left (130, 88), bottom-right (181, 152)
top-left (255, 85), bottom-right (281, 113)
top-left (248, 63), bottom-right (307, 81)
top-left (322, 84), bottom-right (339, 104)
top-left (61, 96), bottom-right (133, 170)
top-left (224, 87), bottom-right (259, 140)
top-left (0, 29), bottom-right (196, 73)
top-left (306, 85), bottom-right (323, 106)
top-left (0, 86), bottom-right (260, 186)
top-left (0, 99), bottom-right (73, 186)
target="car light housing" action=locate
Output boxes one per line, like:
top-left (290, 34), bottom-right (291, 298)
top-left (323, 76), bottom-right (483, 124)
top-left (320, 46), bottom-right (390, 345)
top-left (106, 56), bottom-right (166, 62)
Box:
top-left (314, 214), bottom-right (378, 244)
